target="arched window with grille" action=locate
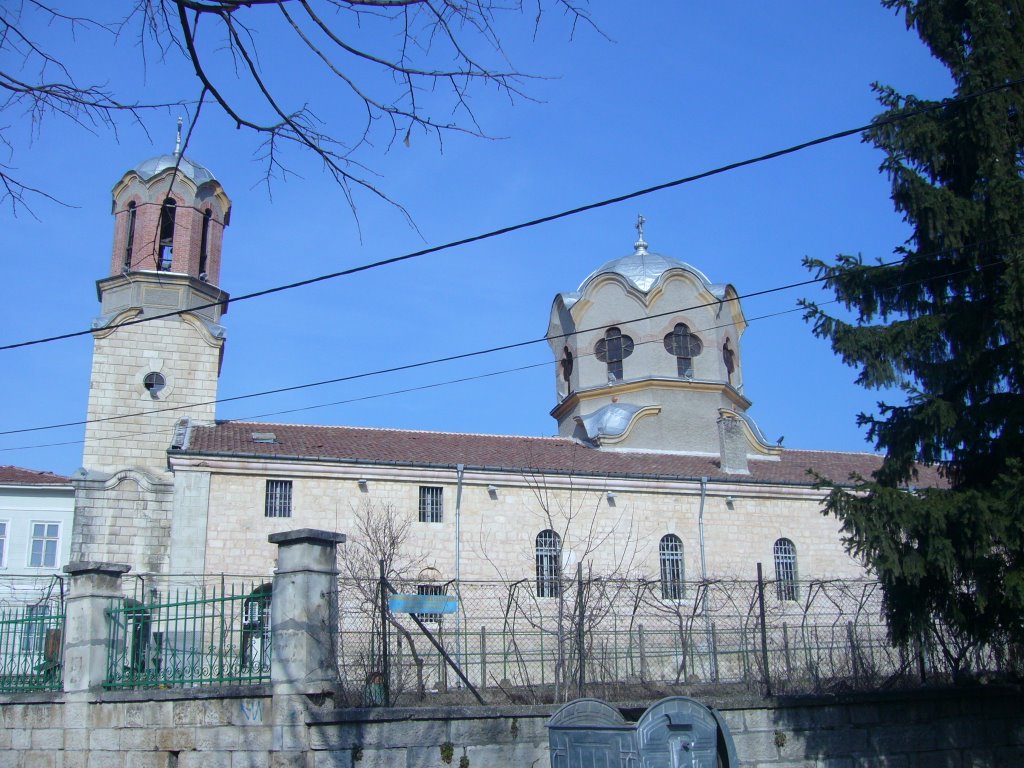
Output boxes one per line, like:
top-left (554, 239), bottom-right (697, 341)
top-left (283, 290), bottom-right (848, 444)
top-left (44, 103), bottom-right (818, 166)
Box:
top-left (773, 538), bottom-right (798, 601)
top-left (663, 323), bottom-right (703, 378)
top-left (535, 529), bottom-right (562, 598)
top-left (659, 534), bottom-right (684, 600)
top-left (595, 327), bottom-right (634, 381)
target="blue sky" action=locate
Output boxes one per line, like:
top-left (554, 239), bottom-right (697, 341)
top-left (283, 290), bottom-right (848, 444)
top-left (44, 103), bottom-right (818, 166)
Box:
top-left (0, 3), bottom-right (952, 474)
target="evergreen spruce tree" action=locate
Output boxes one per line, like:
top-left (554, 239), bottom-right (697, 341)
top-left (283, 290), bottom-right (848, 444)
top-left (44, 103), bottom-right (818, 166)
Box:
top-left (802, 0), bottom-right (1024, 669)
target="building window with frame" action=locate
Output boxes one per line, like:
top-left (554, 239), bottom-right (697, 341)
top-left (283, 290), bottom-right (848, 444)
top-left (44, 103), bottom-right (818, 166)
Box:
top-left (659, 534), bottom-right (685, 600)
top-left (536, 529), bottom-right (562, 598)
top-left (264, 480), bottom-right (293, 518)
top-left (663, 323), bottom-right (704, 378)
top-left (595, 327), bottom-right (634, 382)
top-left (28, 522), bottom-right (60, 568)
top-left (21, 603), bottom-right (50, 660)
top-left (418, 486), bottom-right (443, 523)
top-left (0, 521), bottom-right (7, 568)
top-left (773, 538), bottom-right (799, 601)
top-left (415, 584), bottom-right (446, 623)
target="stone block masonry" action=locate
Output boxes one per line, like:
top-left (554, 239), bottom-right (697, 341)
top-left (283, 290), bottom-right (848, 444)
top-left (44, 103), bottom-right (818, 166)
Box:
top-left (0, 686), bottom-right (1020, 767)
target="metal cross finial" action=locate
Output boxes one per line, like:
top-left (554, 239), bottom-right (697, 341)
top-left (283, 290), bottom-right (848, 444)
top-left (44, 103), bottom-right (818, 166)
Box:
top-left (634, 214), bottom-right (648, 254)
top-left (174, 116), bottom-right (183, 156)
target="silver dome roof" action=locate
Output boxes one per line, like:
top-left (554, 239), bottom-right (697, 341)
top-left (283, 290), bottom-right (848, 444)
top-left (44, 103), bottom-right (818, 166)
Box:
top-left (579, 249), bottom-right (718, 294)
top-left (134, 154), bottom-right (217, 185)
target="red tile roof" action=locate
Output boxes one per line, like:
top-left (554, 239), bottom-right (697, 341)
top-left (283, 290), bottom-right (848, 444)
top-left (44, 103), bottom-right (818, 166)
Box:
top-left (182, 422), bottom-right (945, 488)
top-left (0, 466), bottom-right (72, 486)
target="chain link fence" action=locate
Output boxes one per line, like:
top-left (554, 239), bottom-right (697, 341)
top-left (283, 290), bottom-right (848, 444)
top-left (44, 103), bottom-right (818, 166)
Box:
top-left (334, 570), bottom-right (1021, 706)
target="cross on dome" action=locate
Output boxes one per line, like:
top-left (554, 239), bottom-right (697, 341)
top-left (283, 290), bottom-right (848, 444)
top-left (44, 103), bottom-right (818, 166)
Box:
top-left (634, 214), bottom-right (648, 254)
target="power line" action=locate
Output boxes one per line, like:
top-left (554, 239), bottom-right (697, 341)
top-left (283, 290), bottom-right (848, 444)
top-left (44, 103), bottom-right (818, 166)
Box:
top-left (0, 269), bottom-right (835, 437)
top-left (0, 300), bottom-right (817, 455)
top-left (3, 76), bottom-right (1021, 353)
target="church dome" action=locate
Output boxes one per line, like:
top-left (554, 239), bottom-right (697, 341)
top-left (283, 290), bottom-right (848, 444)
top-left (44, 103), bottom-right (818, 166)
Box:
top-left (579, 248), bottom-right (716, 294)
top-left (133, 153), bottom-right (217, 186)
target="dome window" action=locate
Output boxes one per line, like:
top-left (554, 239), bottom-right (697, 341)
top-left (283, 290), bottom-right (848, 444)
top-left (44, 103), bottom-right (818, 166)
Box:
top-left (595, 327), bottom-right (634, 382)
top-left (199, 208), bottom-right (212, 280)
top-left (157, 198), bottom-right (176, 271)
top-left (664, 323), bottom-right (703, 378)
top-left (123, 202), bottom-right (137, 272)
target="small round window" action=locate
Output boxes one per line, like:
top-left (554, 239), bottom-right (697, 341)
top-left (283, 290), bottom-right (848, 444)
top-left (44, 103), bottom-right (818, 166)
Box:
top-left (143, 372), bottom-right (166, 399)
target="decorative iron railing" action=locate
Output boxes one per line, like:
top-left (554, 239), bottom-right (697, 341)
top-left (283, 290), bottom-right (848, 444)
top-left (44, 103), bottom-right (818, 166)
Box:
top-left (105, 579), bottom-right (273, 689)
top-left (0, 602), bottom-right (64, 693)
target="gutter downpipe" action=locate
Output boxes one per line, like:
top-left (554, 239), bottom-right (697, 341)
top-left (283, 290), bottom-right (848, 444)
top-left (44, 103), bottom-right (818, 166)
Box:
top-left (454, 463), bottom-right (465, 675)
top-left (698, 476), bottom-right (718, 680)
top-left (698, 476), bottom-right (709, 583)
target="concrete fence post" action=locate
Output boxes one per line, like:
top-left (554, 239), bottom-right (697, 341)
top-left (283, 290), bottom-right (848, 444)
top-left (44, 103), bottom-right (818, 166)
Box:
top-left (268, 528), bottom-right (346, 695)
top-left (62, 561), bottom-right (131, 692)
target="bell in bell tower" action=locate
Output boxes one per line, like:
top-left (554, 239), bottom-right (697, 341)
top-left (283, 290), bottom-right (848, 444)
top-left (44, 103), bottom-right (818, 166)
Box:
top-left (72, 126), bottom-right (232, 574)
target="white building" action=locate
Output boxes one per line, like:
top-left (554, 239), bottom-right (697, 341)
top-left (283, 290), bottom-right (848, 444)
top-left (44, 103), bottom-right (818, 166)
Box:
top-left (0, 465), bottom-right (74, 607)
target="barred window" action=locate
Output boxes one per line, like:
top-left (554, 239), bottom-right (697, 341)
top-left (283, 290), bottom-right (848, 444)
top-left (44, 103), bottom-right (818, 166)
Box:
top-left (774, 538), bottom-right (799, 601)
top-left (659, 534), bottom-right (685, 600)
top-left (265, 480), bottom-right (293, 518)
top-left (595, 327), bottom-right (634, 381)
top-left (418, 486), bottom-right (443, 523)
top-left (536, 529), bottom-right (562, 598)
top-left (663, 323), bottom-right (703, 378)
top-left (415, 584), bottom-right (446, 623)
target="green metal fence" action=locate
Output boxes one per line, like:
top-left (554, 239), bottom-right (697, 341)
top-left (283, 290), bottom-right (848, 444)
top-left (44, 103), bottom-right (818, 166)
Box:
top-left (0, 602), bottom-right (65, 692)
top-left (106, 579), bottom-right (273, 689)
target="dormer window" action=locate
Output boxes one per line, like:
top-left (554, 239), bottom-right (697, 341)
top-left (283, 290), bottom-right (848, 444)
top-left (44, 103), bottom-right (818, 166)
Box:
top-left (664, 323), bottom-right (703, 378)
top-left (158, 198), bottom-right (176, 271)
top-left (595, 327), bottom-right (634, 382)
top-left (123, 202), bottom-right (137, 272)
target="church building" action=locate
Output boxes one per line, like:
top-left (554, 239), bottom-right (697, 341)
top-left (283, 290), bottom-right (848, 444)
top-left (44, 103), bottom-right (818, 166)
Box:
top-left (71, 149), bottom-right (915, 593)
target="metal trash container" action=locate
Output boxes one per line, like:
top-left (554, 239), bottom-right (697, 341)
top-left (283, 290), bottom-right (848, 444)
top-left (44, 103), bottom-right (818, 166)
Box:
top-left (636, 697), bottom-right (737, 768)
top-left (548, 698), bottom-right (640, 767)
top-left (547, 696), bottom-right (737, 768)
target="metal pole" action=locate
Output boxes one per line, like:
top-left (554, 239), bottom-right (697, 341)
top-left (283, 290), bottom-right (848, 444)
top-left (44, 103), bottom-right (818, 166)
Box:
top-left (756, 562), bottom-right (772, 696)
top-left (576, 561), bottom-right (585, 699)
top-left (454, 463), bottom-right (465, 672)
top-left (379, 559), bottom-right (390, 707)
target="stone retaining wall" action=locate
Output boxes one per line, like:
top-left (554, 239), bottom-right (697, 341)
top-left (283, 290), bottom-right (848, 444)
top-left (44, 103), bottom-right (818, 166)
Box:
top-left (1, 685), bottom-right (1020, 768)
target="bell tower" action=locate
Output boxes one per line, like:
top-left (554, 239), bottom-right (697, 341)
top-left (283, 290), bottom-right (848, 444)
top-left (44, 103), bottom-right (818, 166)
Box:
top-left (72, 138), bottom-right (231, 573)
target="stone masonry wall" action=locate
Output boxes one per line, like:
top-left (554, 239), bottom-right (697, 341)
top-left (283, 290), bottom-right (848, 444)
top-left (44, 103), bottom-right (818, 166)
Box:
top-left (200, 465), bottom-right (865, 583)
top-left (0, 686), bottom-right (1020, 767)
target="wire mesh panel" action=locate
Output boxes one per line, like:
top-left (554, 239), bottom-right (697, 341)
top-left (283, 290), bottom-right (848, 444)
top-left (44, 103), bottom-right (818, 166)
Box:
top-left (335, 575), bottom-right (1018, 706)
top-left (106, 578), bottom-right (273, 689)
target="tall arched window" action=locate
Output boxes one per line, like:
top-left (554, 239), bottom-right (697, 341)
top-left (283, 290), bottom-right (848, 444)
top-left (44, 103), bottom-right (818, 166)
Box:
top-left (595, 327), bottom-right (634, 381)
top-left (199, 208), bottom-right (212, 278)
top-left (158, 198), bottom-right (176, 271)
top-left (659, 534), bottom-right (684, 600)
top-left (773, 538), bottom-right (798, 601)
top-left (663, 323), bottom-right (703, 378)
top-left (535, 529), bottom-right (562, 598)
top-left (123, 202), bottom-right (137, 271)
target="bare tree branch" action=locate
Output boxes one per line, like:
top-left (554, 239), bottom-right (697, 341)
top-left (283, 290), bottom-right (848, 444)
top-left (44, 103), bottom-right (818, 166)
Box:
top-left (1, 0), bottom-right (597, 216)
